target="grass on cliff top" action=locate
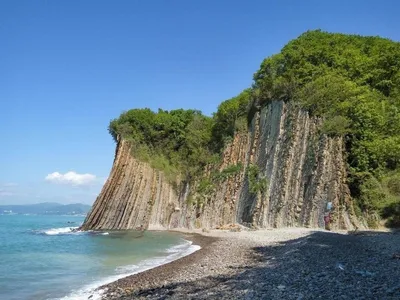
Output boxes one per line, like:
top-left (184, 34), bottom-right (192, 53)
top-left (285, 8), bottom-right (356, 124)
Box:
top-left (109, 30), bottom-right (400, 226)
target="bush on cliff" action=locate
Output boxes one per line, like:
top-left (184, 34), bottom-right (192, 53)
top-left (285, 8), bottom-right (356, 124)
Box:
top-left (109, 108), bottom-right (214, 180)
top-left (109, 30), bottom-right (400, 226)
top-left (108, 90), bottom-right (252, 180)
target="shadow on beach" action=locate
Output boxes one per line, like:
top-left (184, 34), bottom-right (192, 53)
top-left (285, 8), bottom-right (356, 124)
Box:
top-left (121, 230), bottom-right (400, 300)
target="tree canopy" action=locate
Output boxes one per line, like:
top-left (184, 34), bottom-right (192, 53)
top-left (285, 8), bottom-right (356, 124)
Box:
top-left (253, 30), bottom-right (400, 226)
top-left (108, 90), bottom-right (252, 180)
top-left (109, 30), bottom-right (400, 226)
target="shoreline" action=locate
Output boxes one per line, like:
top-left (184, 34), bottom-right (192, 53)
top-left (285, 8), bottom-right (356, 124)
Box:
top-left (96, 227), bottom-right (400, 299)
top-left (95, 228), bottom-right (326, 299)
top-left (96, 231), bottom-right (219, 299)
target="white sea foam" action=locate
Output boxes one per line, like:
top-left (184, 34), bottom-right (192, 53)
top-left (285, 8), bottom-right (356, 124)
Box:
top-left (58, 239), bottom-right (201, 300)
top-left (43, 227), bottom-right (79, 235)
top-left (35, 227), bottom-right (108, 236)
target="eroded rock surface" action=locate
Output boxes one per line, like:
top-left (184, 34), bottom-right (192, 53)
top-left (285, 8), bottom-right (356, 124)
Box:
top-left (81, 101), bottom-right (359, 231)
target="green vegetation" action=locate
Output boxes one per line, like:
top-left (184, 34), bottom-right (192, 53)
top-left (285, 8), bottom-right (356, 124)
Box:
top-left (187, 164), bottom-right (244, 207)
top-left (212, 89), bottom-right (252, 150)
top-left (253, 30), bottom-right (400, 226)
top-left (246, 164), bottom-right (268, 195)
top-left (109, 108), bottom-right (214, 181)
top-left (382, 202), bottom-right (400, 227)
top-left (109, 30), bottom-right (400, 226)
top-left (109, 91), bottom-right (252, 182)
top-left (191, 178), bottom-right (214, 208)
top-left (213, 163), bottom-right (243, 181)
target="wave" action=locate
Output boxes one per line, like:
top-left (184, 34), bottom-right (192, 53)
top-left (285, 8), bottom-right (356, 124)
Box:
top-left (43, 227), bottom-right (80, 235)
top-left (33, 226), bottom-right (110, 236)
top-left (58, 239), bottom-right (201, 300)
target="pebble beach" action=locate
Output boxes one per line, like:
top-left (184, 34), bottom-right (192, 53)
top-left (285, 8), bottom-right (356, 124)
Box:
top-left (97, 228), bottom-right (400, 300)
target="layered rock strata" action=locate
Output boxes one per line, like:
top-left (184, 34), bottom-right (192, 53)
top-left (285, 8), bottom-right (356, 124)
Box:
top-left (81, 101), bottom-right (359, 231)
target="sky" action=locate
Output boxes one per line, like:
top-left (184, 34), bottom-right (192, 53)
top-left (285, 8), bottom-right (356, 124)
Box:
top-left (1, 0), bottom-right (399, 205)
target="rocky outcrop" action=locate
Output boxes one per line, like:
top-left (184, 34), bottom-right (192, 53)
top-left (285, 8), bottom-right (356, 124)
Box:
top-left (81, 101), bottom-right (359, 231)
top-left (238, 101), bottom-right (356, 229)
top-left (80, 138), bottom-right (179, 230)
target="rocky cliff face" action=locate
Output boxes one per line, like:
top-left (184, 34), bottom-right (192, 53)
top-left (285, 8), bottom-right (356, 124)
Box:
top-left (81, 101), bottom-right (359, 231)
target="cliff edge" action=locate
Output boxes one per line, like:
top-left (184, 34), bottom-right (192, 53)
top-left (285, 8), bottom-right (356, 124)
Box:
top-left (82, 30), bottom-right (400, 230)
top-left (81, 101), bottom-right (359, 231)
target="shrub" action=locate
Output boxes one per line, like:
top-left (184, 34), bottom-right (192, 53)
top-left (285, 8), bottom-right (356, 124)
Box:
top-left (247, 164), bottom-right (268, 195)
top-left (321, 116), bottom-right (351, 137)
top-left (213, 163), bottom-right (243, 181)
top-left (381, 202), bottom-right (400, 227)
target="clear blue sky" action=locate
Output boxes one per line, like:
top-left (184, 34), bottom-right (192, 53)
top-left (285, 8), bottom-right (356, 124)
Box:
top-left (1, 0), bottom-right (399, 205)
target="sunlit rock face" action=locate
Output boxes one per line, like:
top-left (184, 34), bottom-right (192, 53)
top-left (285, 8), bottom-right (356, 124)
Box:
top-left (81, 101), bottom-right (360, 231)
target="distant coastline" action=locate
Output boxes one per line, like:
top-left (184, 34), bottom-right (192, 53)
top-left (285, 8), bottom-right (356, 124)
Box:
top-left (0, 202), bottom-right (91, 216)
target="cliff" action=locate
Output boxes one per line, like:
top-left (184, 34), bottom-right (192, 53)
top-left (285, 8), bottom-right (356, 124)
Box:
top-left (81, 101), bottom-right (359, 231)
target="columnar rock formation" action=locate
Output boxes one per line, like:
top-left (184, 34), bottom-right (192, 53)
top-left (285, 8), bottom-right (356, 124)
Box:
top-left (81, 101), bottom-right (359, 231)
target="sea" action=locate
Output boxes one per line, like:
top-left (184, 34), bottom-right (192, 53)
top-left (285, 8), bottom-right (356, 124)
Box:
top-left (0, 214), bottom-right (200, 300)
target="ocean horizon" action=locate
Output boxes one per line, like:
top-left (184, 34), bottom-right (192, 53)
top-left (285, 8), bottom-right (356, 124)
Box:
top-left (0, 214), bottom-right (199, 300)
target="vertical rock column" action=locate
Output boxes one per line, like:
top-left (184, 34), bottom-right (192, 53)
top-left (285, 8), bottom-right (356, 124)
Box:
top-left (236, 101), bottom-right (358, 229)
top-left (81, 101), bottom-right (360, 231)
top-left (80, 138), bottom-right (180, 230)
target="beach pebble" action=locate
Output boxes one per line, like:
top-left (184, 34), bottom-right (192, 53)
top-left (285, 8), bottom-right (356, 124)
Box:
top-left (97, 228), bottom-right (400, 300)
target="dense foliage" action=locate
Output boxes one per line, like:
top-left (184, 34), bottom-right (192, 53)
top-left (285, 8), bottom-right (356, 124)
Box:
top-left (212, 89), bottom-right (252, 150)
top-left (254, 30), bottom-right (400, 226)
top-left (108, 91), bottom-right (251, 181)
top-left (109, 108), bottom-right (212, 180)
top-left (109, 30), bottom-right (400, 226)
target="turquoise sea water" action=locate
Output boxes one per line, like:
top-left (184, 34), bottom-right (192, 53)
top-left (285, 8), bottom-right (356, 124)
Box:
top-left (0, 214), bottom-right (198, 300)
